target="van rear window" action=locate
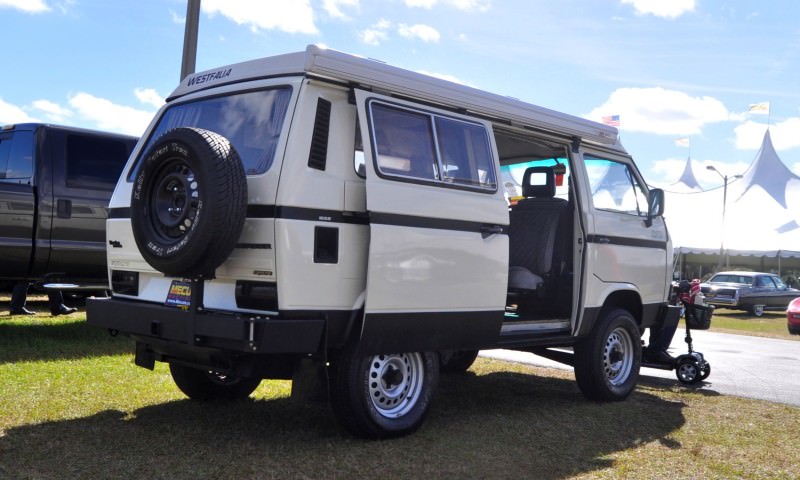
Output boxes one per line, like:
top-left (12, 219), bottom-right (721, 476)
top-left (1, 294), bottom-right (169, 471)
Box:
top-left (130, 87), bottom-right (292, 179)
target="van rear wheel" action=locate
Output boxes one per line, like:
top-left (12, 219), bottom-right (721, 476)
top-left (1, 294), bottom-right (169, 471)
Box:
top-left (574, 308), bottom-right (641, 401)
top-left (330, 347), bottom-right (439, 438)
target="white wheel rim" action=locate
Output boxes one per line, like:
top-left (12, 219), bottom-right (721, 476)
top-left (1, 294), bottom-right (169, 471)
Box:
top-left (603, 327), bottom-right (634, 386)
top-left (367, 353), bottom-right (425, 418)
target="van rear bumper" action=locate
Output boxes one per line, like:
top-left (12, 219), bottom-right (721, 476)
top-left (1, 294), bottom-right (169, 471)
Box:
top-left (86, 296), bottom-right (325, 354)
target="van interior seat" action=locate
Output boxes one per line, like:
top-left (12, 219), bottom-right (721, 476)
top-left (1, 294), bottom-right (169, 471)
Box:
top-left (507, 166), bottom-right (569, 299)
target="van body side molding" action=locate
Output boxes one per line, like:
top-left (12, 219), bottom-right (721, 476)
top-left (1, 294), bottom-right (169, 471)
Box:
top-left (585, 234), bottom-right (666, 250)
top-left (369, 211), bottom-right (509, 235)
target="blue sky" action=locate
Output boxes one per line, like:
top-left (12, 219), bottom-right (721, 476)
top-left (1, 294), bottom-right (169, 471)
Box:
top-left (1, 0), bottom-right (799, 188)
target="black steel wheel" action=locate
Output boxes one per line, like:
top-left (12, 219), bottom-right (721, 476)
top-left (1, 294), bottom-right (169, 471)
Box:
top-left (131, 127), bottom-right (247, 276)
top-left (574, 308), bottom-right (641, 401)
top-left (169, 363), bottom-right (261, 401)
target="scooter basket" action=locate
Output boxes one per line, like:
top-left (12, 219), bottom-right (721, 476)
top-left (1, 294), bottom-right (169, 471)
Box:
top-left (685, 303), bottom-right (713, 330)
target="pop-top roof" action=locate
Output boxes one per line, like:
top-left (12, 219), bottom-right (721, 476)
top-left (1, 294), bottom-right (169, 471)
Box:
top-left (170, 45), bottom-right (619, 147)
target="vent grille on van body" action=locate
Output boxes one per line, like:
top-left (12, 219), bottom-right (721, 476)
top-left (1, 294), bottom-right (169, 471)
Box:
top-left (307, 98), bottom-right (332, 171)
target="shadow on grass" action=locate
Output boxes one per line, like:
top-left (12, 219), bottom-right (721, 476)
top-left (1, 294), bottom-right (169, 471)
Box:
top-left (0, 316), bottom-right (131, 364)
top-left (0, 368), bottom-right (687, 479)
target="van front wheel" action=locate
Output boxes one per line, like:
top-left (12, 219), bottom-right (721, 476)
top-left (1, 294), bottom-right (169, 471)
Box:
top-left (574, 308), bottom-right (641, 401)
top-left (331, 348), bottom-right (439, 438)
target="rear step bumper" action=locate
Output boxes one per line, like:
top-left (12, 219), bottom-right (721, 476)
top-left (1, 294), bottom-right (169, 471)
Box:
top-left (86, 296), bottom-right (325, 354)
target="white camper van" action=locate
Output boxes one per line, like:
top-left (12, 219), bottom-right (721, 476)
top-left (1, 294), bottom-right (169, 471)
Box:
top-left (87, 45), bottom-right (679, 438)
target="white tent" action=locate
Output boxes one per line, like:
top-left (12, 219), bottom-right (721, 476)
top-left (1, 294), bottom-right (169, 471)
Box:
top-left (664, 130), bottom-right (800, 253)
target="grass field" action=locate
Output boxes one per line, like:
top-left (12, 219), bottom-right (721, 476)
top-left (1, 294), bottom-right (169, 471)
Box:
top-left (1, 296), bottom-right (799, 479)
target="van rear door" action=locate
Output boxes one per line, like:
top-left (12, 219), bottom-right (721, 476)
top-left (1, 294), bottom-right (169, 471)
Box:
top-left (354, 90), bottom-right (508, 353)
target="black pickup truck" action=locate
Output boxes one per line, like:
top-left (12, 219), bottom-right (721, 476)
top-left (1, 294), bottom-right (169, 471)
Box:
top-left (1, 123), bottom-right (137, 290)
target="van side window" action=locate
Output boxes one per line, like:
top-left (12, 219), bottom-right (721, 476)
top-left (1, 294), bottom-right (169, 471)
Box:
top-left (367, 101), bottom-right (496, 191)
top-left (66, 134), bottom-right (131, 190)
top-left (585, 155), bottom-right (649, 215)
top-left (370, 103), bottom-right (437, 180)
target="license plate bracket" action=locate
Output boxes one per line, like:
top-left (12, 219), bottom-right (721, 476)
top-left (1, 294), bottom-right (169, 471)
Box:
top-left (165, 280), bottom-right (192, 310)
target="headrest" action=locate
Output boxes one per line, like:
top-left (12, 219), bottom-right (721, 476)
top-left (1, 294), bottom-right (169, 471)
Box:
top-left (521, 166), bottom-right (556, 198)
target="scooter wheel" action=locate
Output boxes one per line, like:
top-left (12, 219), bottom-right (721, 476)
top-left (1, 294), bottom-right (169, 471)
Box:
top-left (699, 362), bottom-right (711, 381)
top-left (676, 358), bottom-right (700, 384)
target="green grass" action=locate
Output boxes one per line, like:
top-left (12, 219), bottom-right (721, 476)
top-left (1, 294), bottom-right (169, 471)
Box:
top-left (1, 298), bottom-right (799, 479)
top-left (703, 308), bottom-right (796, 340)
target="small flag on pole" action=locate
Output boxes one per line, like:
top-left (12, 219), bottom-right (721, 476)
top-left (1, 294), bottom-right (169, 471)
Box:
top-left (748, 102), bottom-right (770, 115)
top-left (601, 114), bottom-right (620, 127)
top-left (674, 137), bottom-right (690, 148)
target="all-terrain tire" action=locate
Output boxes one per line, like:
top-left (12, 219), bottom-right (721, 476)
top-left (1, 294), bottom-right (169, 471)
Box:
top-left (330, 346), bottom-right (439, 439)
top-left (131, 127), bottom-right (247, 276)
top-left (574, 307), bottom-right (641, 401)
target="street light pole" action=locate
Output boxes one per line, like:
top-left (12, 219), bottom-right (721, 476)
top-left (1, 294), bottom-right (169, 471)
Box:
top-left (706, 165), bottom-right (742, 269)
top-left (180, 0), bottom-right (201, 81)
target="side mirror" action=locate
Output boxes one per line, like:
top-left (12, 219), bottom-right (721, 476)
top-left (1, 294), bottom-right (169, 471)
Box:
top-left (645, 188), bottom-right (664, 227)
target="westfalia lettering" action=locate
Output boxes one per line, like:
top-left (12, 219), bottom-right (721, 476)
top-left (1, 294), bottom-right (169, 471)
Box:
top-left (187, 68), bottom-right (232, 86)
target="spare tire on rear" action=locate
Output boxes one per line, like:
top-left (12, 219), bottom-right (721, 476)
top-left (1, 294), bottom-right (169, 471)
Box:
top-left (131, 127), bottom-right (247, 277)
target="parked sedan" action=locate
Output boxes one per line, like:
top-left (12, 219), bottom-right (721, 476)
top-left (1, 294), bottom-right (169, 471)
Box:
top-left (788, 297), bottom-right (800, 335)
top-left (700, 271), bottom-right (800, 317)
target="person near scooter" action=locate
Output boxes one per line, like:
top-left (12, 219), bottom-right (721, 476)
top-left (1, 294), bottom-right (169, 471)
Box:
top-left (645, 279), bottom-right (702, 363)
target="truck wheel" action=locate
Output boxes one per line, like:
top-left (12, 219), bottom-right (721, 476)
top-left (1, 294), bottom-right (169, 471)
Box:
top-left (574, 308), bottom-right (641, 401)
top-left (169, 363), bottom-right (261, 401)
top-left (131, 127), bottom-right (247, 277)
top-left (439, 349), bottom-right (479, 373)
top-left (330, 348), bottom-right (439, 438)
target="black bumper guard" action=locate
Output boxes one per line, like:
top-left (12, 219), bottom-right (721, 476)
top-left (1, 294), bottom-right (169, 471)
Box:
top-left (86, 296), bottom-right (325, 354)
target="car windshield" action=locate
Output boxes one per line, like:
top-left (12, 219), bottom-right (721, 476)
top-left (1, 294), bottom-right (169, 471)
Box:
top-left (709, 274), bottom-right (753, 284)
top-left (130, 87), bottom-right (292, 179)
top-left (772, 276), bottom-right (787, 289)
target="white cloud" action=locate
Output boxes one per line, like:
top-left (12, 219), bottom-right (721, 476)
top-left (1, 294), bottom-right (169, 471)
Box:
top-left (323, 0), bottom-right (358, 19)
top-left (405, 0), bottom-right (490, 11)
top-left (417, 71), bottom-right (469, 85)
top-left (169, 9), bottom-right (184, 24)
top-left (734, 118), bottom-right (800, 151)
top-left (398, 23), bottom-right (440, 42)
top-left (621, 0), bottom-right (695, 19)
top-left (587, 87), bottom-right (731, 135)
top-left (202, 0), bottom-right (317, 34)
top-left (0, 0), bottom-right (50, 13)
top-left (0, 98), bottom-right (38, 124)
top-left (405, 0), bottom-right (436, 7)
top-left (32, 99), bottom-right (72, 122)
top-left (134, 88), bottom-right (164, 109)
top-left (360, 19), bottom-right (391, 45)
top-left (68, 92), bottom-right (154, 136)
top-left (449, 0), bottom-right (491, 12)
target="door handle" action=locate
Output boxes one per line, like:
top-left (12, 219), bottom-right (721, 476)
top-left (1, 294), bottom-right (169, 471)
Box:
top-left (480, 224), bottom-right (503, 239)
top-left (57, 199), bottom-right (72, 219)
